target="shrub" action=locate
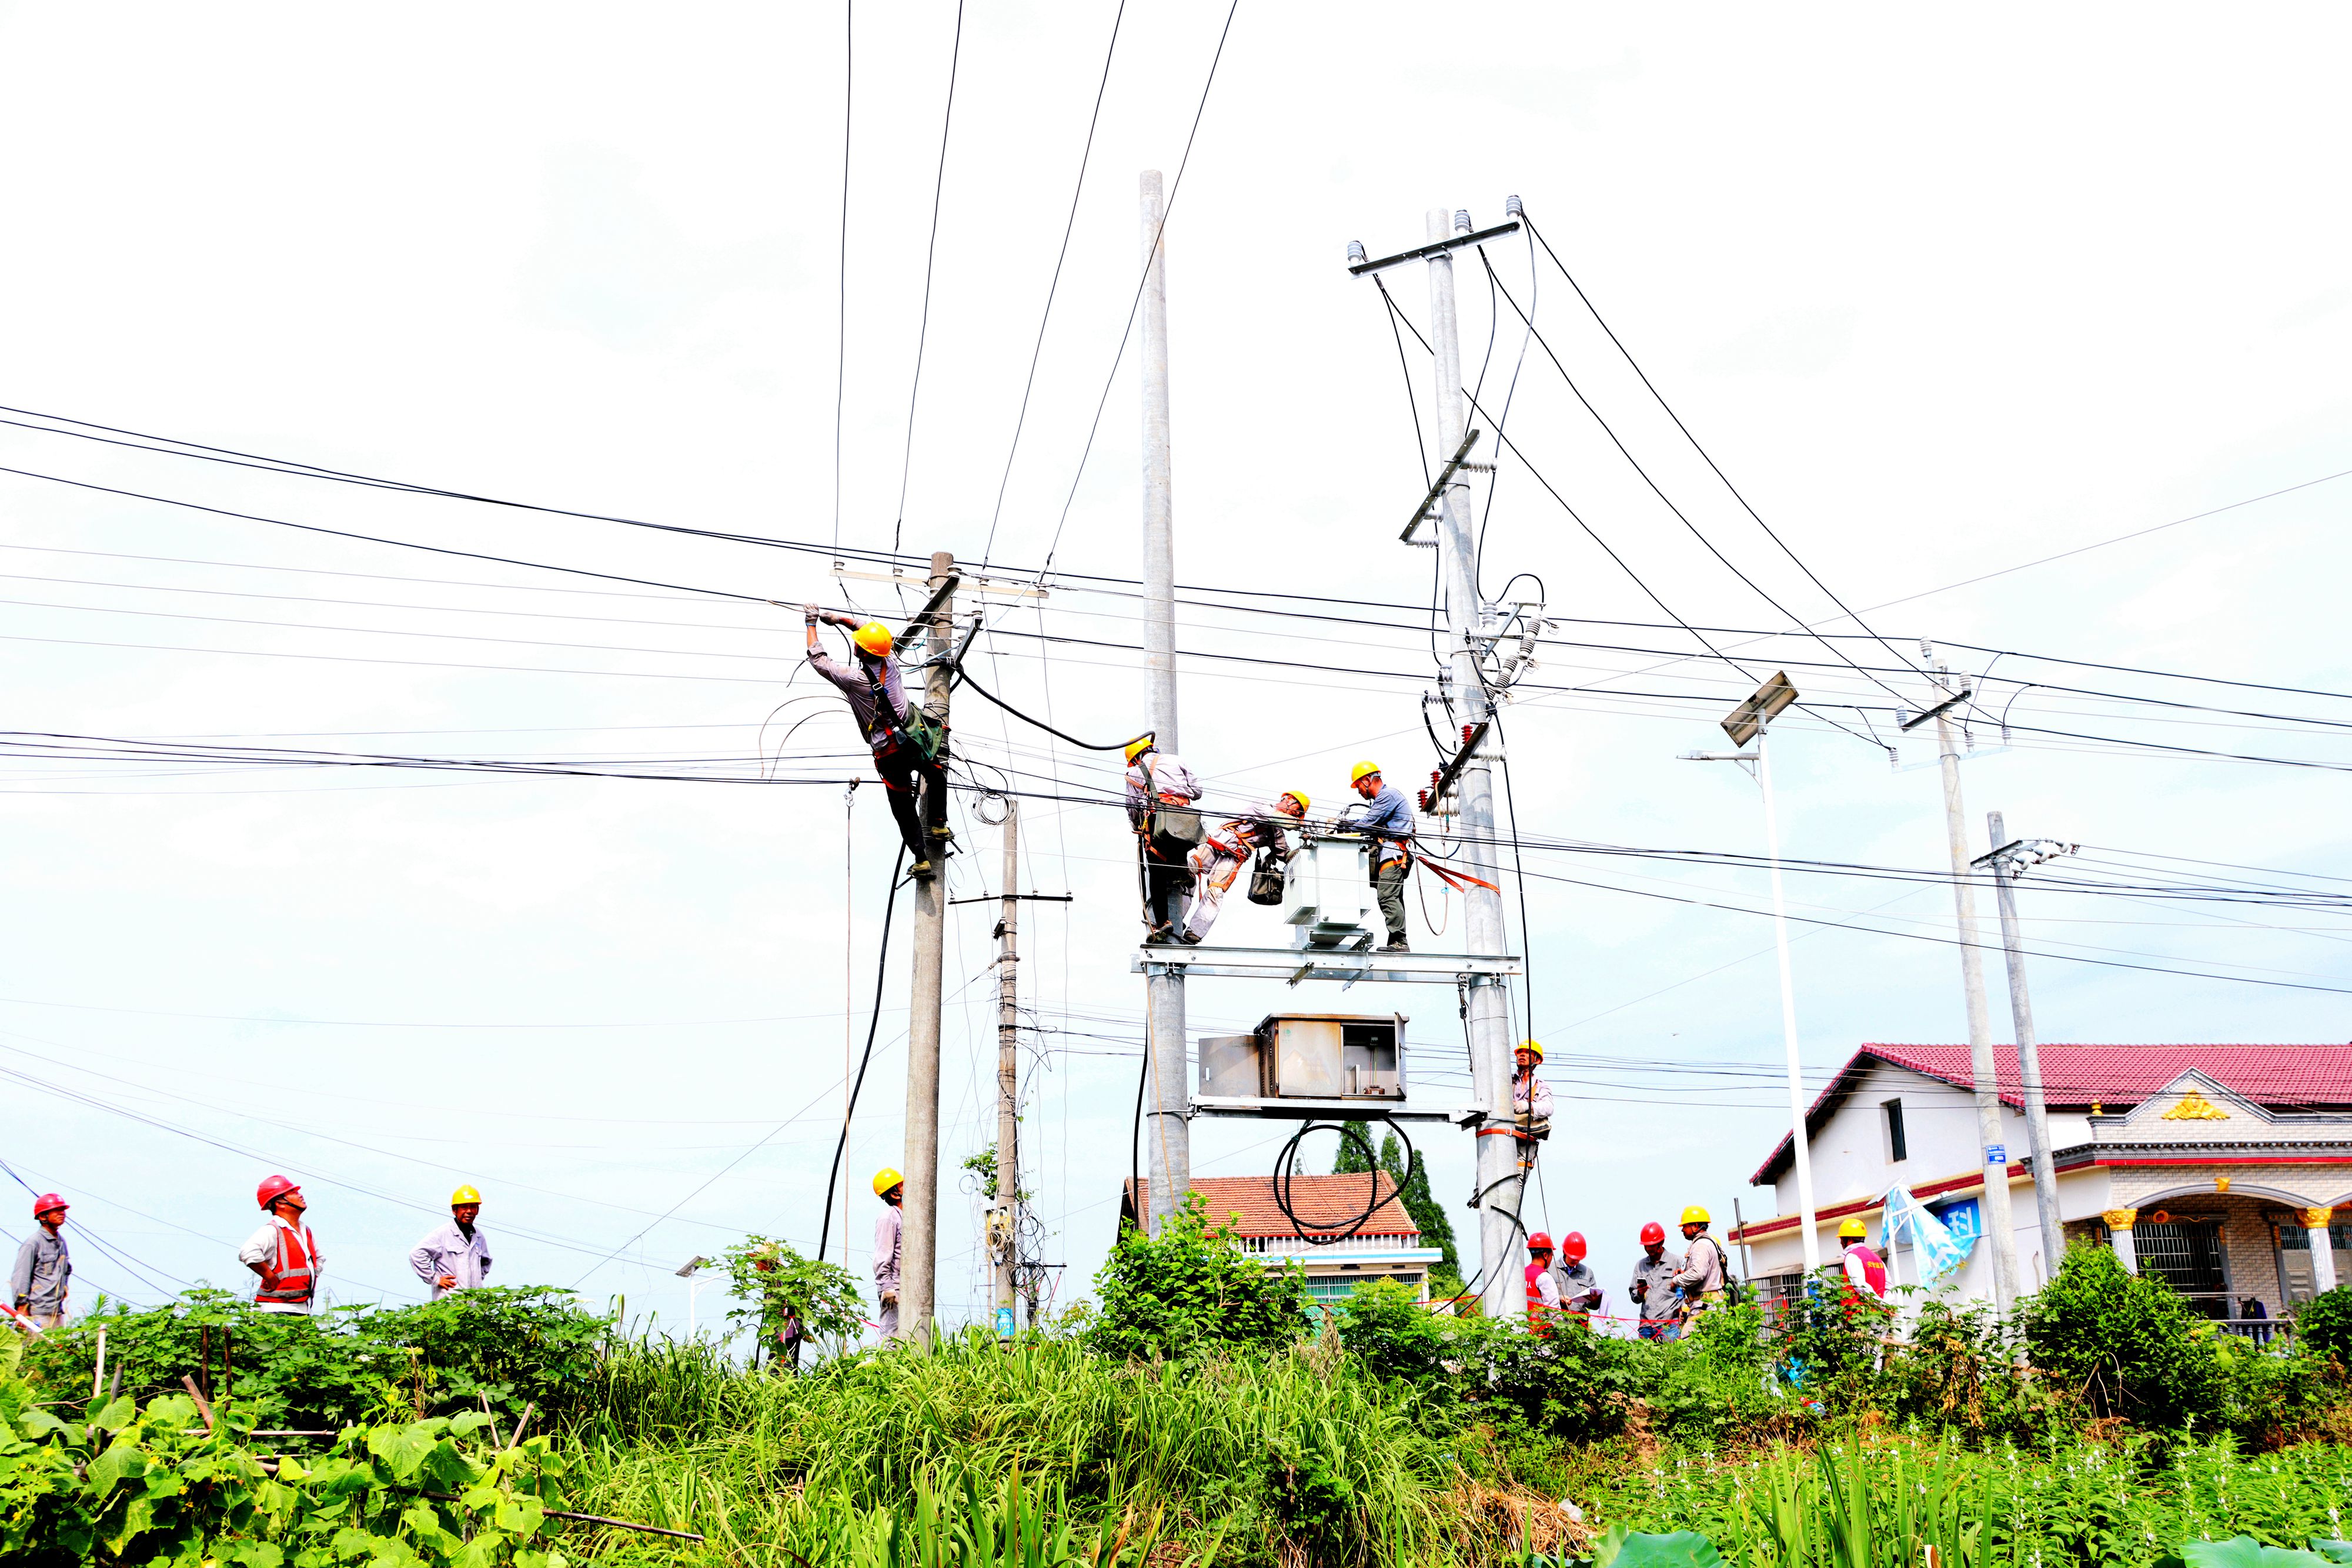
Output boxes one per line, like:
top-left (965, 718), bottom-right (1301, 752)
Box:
top-left (1882, 1296), bottom-right (2044, 1439)
top-left (1642, 1301), bottom-right (1783, 1445)
top-left (1776, 1271), bottom-right (1895, 1415)
top-left (2019, 1243), bottom-right (2224, 1429)
top-left (1088, 1193), bottom-right (1309, 1361)
top-left (2294, 1285), bottom-right (2352, 1367)
top-left (1449, 1313), bottom-right (1642, 1447)
top-left (19, 1285), bottom-right (610, 1435)
top-left (1337, 1277), bottom-right (1451, 1387)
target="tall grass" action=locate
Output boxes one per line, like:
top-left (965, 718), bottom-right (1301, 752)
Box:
top-left (566, 1327), bottom-right (1502, 1565)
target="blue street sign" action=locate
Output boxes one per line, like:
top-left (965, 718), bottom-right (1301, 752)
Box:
top-left (994, 1306), bottom-right (1015, 1337)
top-left (1986, 1143), bottom-right (2007, 1164)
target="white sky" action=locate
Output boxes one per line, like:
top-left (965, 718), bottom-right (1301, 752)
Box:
top-left (1, 4), bottom-right (2347, 1333)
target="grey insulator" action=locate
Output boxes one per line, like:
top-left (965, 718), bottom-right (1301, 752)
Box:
top-left (1504, 194), bottom-right (1524, 219)
top-left (1454, 209), bottom-right (1472, 233)
top-left (1347, 239), bottom-right (1367, 265)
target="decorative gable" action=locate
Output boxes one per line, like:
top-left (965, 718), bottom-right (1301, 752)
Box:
top-left (2121, 1071), bottom-right (2271, 1138)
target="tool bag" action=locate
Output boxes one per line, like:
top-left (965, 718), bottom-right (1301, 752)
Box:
top-left (863, 666), bottom-right (944, 763)
top-left (1247, 847), bottom-right (1287, 905)
top-left (1142, 757), bottom-right (1202, 861)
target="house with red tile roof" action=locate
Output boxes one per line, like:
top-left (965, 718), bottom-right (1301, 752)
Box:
top-left (1728, 1043), bottom-right (2352, 1322)
top-left (1120, 1173), bottom-right (1443, 1315)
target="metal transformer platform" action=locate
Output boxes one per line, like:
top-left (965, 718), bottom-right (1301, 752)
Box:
top-left (1131, 942), bottom-right (1521, 988)
top-left (1187, 1094), bottom-right (1481, 1124)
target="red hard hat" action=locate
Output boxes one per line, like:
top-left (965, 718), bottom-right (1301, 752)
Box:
top-left (32, 1193), bottom-right (66, 1220)
top-left (255, 1174), bottom-right (302, 1210)
top-left (1641, 1221), bottom-right (1666, 1246)
top-left (1562, 1231), bottom-right (1588, 1262)
top-left (1526, 1231), bottom-right (1553, 1253)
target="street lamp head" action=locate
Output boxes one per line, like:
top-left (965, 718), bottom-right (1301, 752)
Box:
top-left (674, 1256), bottom-right (709, 1278)
top-left (1721, 672), bottom-right (1799, 747)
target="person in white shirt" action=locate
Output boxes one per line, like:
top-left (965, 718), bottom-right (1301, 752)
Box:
top-left (240, 1175), bottom-right (323, 1314)
top-left (410, 1185), bottom-right (493, 1299)
top-left (873, 1168), bottom-right (905, 1341)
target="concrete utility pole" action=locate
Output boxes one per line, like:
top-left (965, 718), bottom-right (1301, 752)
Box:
top-left (1755, 727), bottom-right (1823, 1275)
top-left (1139, 168), bottom-right (1190, 1233)
top-left (899, 551), bottom-right (957, 1339)
top-left (1926, 650), bottom-right (2020, 1316)
top-left (1983, 811), bottom-right (2067, 1283)
top-left (991, 803), bottom-right (1021, 1334)
top-left (1422, 207), bottom-right (1523, 1322)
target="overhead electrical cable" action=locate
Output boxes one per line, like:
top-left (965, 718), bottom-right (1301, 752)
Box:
top-left (834, 0), bottom-right (854, 549)
top-left (1034, 0), bottom-right (1241, 577)
top-left (891, 0), bottom-right (966, 557)
top-left (979, 0), bottom-right (1127, 567)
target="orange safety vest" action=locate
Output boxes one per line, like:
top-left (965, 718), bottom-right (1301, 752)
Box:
top-left (256, 1218), bottom-right (320, 1306)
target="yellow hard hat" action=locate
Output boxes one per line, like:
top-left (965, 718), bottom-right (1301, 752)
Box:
top-left (873, 1167), bottom-right (904, 1197)
top-left (852, 621), bottom-right (894, 657)
top-left (1349, 761), bottom-right (1381, 785)
top-left (1516, 1039), bottom-right (1544, 1062)
top-left (1124, 734), bottom-right (1156, 765)
top-left (1278, 790), bottom-right (1310, 814)
top-left (1680, 1204), bottom-right (1710, 1226)
top-left (1838, 1216), bottom-right (1867, 1241)
top-left (450, 1185), bottom-right (482, 1208)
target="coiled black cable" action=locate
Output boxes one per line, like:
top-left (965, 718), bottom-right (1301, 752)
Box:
top-left (1270, 1116), bottom-right (1415, 1245)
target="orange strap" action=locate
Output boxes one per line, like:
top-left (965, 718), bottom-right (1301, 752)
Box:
top-left (1421, 859), bottom-right (1500, 893)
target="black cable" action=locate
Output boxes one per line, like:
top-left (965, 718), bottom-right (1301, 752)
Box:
top-left (891, 0), bottom-right (966, 557)
top-left (817, 843), bottom-right (910, 1267)
top-left (1495, 720), bottom-right (1537, 1024)
top-left (980, 0), bottom-right (1127, 568)
top-left (953, 663), bottom-right (1145, 753)
top-left (1128, 1027), bottom-right (1149, 1235)
top-left (1269, 1119), bottom-right (1410, 1245)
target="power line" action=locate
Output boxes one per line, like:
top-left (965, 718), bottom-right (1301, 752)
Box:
top-left (834, 0), bottom-right (854, 550)
top-left (891, 0), bottom-right (967, 557)
top-left (980, 0), bottom-right (1127, 568)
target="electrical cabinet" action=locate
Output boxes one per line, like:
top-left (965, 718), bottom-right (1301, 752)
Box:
top-left (1197, 1013), bottom-right (1408, 1102)
top-left (1280, 834), bottom-right (1376, 949)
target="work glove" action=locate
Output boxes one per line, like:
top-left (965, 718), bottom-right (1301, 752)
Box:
top-left (803, 603), bottom-right (819, 623)
top-left (880, 1290), bottom-right (898, 1306)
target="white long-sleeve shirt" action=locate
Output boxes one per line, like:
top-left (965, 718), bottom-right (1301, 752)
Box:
top-left (239, 1216), bottom-right (323, 1314)
top-left (874, 1204), bottom-right (903, 1292)
top-left (1512, 1072), bottom-right (1552, 1118)
top-left (409, 1220), bottom-right (493, 1298)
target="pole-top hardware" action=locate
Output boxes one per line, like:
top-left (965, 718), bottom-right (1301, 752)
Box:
top-left (1346, 220), bottom-right (1522, 278)
top-left (830, 560), bottom-right (1046, 599)
top-left (1402, 429), bottom-right (1482, 544)
top-left (1720, 672), bottom-right (1799, 746)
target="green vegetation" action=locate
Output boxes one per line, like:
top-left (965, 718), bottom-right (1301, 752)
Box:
top-left (14, 1233), bottom-right (2352, 1565)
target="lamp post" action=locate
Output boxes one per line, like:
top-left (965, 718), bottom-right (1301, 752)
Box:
top-left (1681, 673), bottom-right (1822, 1275)
top-left (675, 1256), bottom-right (710, 1340)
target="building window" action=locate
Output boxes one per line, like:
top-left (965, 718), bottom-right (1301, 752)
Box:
top-left (1883, 1099), bottom-right (1907, 1164)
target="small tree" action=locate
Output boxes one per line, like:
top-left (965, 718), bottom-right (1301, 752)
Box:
top-left (2019, 1242), bottom-right (2224, 1427)
top-left (1090, 1192), bottom-right (1309, 1360)
top-left (722, 1236), bottom-right (864, 1371)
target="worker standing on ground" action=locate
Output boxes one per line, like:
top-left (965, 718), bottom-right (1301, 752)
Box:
top-left (1125, 737), bottom-right (1203, 944)
top-left (240, 1176), bottom-right (323, 1315)
top-left (1523, 1231), bottom-right (1562, 1338)
top-left (1838, 1216), bottom-right (1887, 1305)
top-left (1338, 762), bottom-right (1414, 951)
top-left (805, 606), bottom-right (950, 880)
top-left (1552, 1232), bottom-right (1604, 1326)
top-left (873, 1168), bottom-right (904, 1342)
top-left (409, 1185), bottom-right (493, 1300)
top-left (1511, 1040), bottom-right (1553, 1134)
top-left (1628, 1221), bottom-right (1683, 1340)
top-left (1180, 791), bottom-right (1307, 944)
top-left (1665, 1205), bottom-right (1728, 1325)
top-left (9, 1195), bottom-right (71, 1329)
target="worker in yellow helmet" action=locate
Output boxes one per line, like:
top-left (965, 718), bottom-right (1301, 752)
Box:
top-left (1124, 734), bottom-right (1204, 944)
top-left (805, 605), bottom-right (951, 879)
top-left (1664, 1203), bottom-right (1728, 1324)
top-left (1338, 761), bottom-right (1415, 951)
top-left (872, 1168), bottom-right (905, 1342)
top-left (1178, 790), bottom-right (1309, 945)
top-left (409, 1185), bottom-right (492, 1300)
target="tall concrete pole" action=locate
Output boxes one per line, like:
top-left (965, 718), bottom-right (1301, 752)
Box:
top-left (1425, 207), bottom-right (1522, 1321)
top-left (1756, 728), bottom-right (1822, 1273)
top-left (1930, 670), bottom-right (2020, 1318)
top-left (992, 803), bottom-right (1021, 1329)
top-left (1140, 169), bottom-right (1190, 1232)
top-left (899, 551), bottom-right (956, 1339)
top-left (1986, 810), bottom-right (2066, 1285)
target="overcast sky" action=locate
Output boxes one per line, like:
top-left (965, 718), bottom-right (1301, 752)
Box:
top-left (1, 4), bottom-right (2347, 1335)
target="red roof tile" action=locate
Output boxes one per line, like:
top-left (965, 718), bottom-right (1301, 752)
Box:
top-left (1121, 1173), bottom-right (1419, 1239)
top-left (1751, 1042), bottom-right (2352, 1185)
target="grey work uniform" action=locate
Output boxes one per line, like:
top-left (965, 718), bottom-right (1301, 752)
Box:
top-left (9, 1226), bottom-right (70, 1328)
top-left (409, 1219), bottom-right (493, 1299)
